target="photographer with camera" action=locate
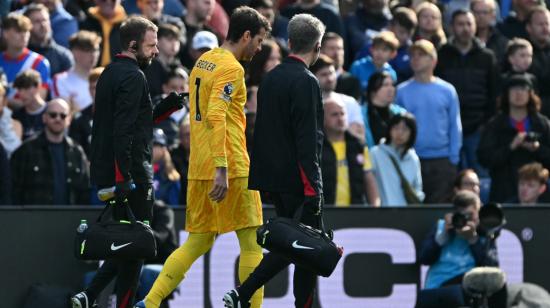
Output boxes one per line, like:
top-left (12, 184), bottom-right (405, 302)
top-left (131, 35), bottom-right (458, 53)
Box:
top-left (478, 74), bottom-right (550, 202)
top-left (417, 191), bottom-right (507, 308)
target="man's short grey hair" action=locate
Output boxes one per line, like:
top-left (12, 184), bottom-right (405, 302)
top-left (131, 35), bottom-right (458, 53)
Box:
top-left (288, 14), bottom-right (326, 54)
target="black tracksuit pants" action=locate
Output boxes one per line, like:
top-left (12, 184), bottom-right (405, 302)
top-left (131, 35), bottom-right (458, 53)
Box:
top-left (238, 192), bottom-right (322, 308)
top-left (85, 183), bottom-right (153, 308)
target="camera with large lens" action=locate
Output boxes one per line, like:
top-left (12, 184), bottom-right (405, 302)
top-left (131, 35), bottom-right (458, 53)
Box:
top-left (524, 131), bottom-right (540, 143)
top-left (478, 203), bottom-right (506, 238)
top-left (452, 211), bottom-right (472, 229)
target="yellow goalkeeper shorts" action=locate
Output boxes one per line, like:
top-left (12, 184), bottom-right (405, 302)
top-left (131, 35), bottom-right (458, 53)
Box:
top-left (185, 177), bottom-right (263, 233)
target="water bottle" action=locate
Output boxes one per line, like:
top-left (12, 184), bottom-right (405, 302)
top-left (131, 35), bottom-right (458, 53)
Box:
top-left (77, 219), bottom-right (88, 233)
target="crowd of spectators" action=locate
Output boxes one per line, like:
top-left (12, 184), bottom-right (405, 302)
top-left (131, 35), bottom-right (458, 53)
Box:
top-left (1, 0), bottom-right (550, 207)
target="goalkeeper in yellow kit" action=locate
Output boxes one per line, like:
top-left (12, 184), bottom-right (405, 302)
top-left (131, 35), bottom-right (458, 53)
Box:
top-left (134, 7), bottom-right (271, 308)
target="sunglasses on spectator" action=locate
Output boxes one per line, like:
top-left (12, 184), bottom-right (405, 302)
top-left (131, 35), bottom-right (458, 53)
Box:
top-left (47, 112), bottom-right (68, 120)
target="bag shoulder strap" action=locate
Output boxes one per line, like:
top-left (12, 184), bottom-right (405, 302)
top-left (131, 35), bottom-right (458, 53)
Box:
top-left (386, 151), bottom-right (413, 190)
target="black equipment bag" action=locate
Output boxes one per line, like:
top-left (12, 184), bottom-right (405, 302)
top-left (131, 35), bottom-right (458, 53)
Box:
top-left (74, 200), bottom-right (157, 260)
top-left (256, 204), bottom-right (343, 277)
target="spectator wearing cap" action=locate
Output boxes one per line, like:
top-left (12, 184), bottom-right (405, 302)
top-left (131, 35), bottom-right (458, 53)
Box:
top-left (356, 7), bottom-right (418, 84)
top-left (436, 10), bottom-right (498, 176)
top-left (350, 31), bottom-right (398, 93)
top-left (152, 128), bottom-right (181, 206)
top-left (35, 0), bottom-right (79, 48)
top-left (516, 162), bottom-right (549, 204)
top-left (145, 23), bottom-right (184, 97)
top-left (471, 0), bottom-right (509, 65)
top-left (10, 98), bottom-right (90, 205)
top-left (478, 75), bottom-right (550, 202)
top-left (189, 30), bottom-right (218, 64)
top-left (526, 7), bottom-right (550, 117)
top-left (25, 3), bottom-right (74, 77)
top-left (180, 0), bottom-right (218, 68)
top-left (52, 30), bottom-right (102, 113)
top-left (0, 13), bottom-right (51, 101)
top-left (397, 39), bottom-right (462, 203)
top-left (79, 0), bottom-right (127, 66)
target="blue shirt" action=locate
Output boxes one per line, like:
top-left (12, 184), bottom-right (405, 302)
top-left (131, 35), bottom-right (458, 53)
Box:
top-left (349, 56), bottom-right (397, 93)
top-left (370, 144), bottom-right (424, 206)
top-left (51, 2), bottom-right (79, 48)
top-left (356, 42), bottom-right (413, 83)
top-left (0, 48), bottom-right (51, 97)
top-left (396, 78), bottom-right (462, 164)
top-left (425, 219), bottom-right (476, 289)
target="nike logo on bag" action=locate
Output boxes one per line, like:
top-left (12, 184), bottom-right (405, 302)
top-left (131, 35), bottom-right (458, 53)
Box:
top-left (292, 240), bottom-right (314, 250)
top-left (110, 242), bottom-right (132, 251)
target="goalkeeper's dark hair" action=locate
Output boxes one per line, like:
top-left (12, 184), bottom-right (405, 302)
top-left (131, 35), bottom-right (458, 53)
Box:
top-left (226, 6), bottom-right (271, 43)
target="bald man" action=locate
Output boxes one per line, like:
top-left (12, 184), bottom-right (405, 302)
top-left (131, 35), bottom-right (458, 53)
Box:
top-left (322, 96), bottom-right (380, 206)
top-left (10, 98), bottom-right (90, 205)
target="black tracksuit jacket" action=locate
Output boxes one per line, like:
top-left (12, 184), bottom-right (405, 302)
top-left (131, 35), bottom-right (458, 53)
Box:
top-left (249, 56), bottom-right (324, 196)
top-left (90, 55), bottom-right (154, 186)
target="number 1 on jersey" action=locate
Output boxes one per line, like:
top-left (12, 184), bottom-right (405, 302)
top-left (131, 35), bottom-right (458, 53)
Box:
top-left (195, 77), bottom-right (202, 121)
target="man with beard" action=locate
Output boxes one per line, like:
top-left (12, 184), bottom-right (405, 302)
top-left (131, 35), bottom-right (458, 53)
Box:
top-left (10, 98), bottom-right (90, 205)
top-left (71, 16), bottom-right (185, 308)
top-left (134, 7), bottom-right (271, 308)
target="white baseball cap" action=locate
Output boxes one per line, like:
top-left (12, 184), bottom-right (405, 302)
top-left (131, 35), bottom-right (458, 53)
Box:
top-left (192, 31), bottom-right (218, 50)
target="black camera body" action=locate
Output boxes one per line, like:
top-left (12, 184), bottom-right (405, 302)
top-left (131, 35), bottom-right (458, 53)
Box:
top-left (525, 131), bottom-right (540, 143)
top-left (452, 211), bottom-right (472, 229)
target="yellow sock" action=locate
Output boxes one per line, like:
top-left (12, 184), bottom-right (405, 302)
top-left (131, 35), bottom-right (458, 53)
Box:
top-left (236, 227), bottom-right (264, 308)
top-left (144, 232), bottom-right (216, 308)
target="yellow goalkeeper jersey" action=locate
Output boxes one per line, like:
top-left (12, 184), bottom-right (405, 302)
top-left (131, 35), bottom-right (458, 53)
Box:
top-left (187, 48), bottom-right (250, 180)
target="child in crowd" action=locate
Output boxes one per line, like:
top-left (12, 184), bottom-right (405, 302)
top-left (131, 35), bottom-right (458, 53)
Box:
top-left (350, 31), bottom-right (398, 92)
top-left (517, 162), bottom-right (548, 205)
top-left (356, 7), bottom-right (418, 83)
top-left (502, 38), bottom-right (538, 93)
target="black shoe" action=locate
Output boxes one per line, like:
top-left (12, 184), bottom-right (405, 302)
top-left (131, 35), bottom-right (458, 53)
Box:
top-left (70, 291), bottom-right (97, 308)
top-left (223, 289), bottom-right (250, 308)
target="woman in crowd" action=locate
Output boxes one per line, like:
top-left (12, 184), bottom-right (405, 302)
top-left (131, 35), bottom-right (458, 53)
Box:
top-left (414, 2), bottom-right (447, 49)
top-left (478, 75), bottom-right (550, 202)
top-left (246, 39), bottom-right (283, 87)
top-left (450, 169), bottom-right (482, 204)
top-left (152, 128), bottom-right (181, 206)
top-left (370, 113), bottom-right (424, 206)
top-left (363, 71), bottom-right (406, 148)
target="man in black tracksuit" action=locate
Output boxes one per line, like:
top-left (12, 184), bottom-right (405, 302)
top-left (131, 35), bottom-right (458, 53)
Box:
top-left (71, 16), bottom-right (184, 308)
top-left (223, 14), bottom-right (327, 308)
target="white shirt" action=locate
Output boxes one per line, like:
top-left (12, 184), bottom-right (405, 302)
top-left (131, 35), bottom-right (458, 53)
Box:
top-left (335, 92), bottom-right (363, 126)
top-left (52, 69), bottom-right (92, 110)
